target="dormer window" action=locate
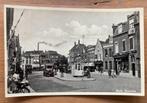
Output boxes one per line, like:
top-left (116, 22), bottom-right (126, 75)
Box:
top-left (118, 24), bottom-right (122, 34)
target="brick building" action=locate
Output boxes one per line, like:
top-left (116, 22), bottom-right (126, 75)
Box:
top-left (68, 40), bottom-right (87, 75)
top-left (103, 36), bottom-right (114, 71)
top-left (112, 12), bottom-right (140, 77)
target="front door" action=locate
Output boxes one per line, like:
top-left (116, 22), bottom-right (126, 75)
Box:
top-left (132, 63), bottom-right (135, 76)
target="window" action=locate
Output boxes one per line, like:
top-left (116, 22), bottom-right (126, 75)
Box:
top-left (75, 64), bottom-right (77, 70)
top-left (118, 24), bottom-right (122, 34)
top-left (105, 49), bottom-right (108, 57)
top-left (99, 54), bottom-right (101, 60)
top-left (29, 58), bottom-right (31, 64)
top-left (105, 61), bottom-right (108, 70)
top-left (109, 61), bottom-right (112, 70)
top-left (26, 58), bottom-right (28, 64)
top-left (109, 48), bottom-right (112, 57)
top-left (95, 55), bottom-right (97, 59)
top-left (122, 40), bottom-right (126, 51)
top-left (115, 42), bottom-right (119, 53)
top-left (78, 64), bottom-right (80, 70)
top-left (129, 37), bottom-right (134, 50)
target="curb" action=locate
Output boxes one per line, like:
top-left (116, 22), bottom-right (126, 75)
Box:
top-left (54, 76), bottom-right (96, 81)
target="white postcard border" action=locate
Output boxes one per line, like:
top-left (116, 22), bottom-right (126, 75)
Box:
top-left (4, 5), bottom-right (145, 97)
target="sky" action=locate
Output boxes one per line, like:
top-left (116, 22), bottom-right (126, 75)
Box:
top-left (12, 7), bottom-right (135, 56)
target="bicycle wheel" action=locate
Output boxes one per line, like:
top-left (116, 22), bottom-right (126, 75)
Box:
top-left (22, 87), bottom-right (30, 93)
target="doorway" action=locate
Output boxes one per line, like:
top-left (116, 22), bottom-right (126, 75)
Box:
top-left (132, 63), bottom-right (136, 76)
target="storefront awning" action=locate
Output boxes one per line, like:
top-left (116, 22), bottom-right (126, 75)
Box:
top-left (113, 52), bottom-right (129, 59)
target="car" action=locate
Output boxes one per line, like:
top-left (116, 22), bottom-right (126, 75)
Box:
top-left (43, 63), bottom-right (54, 77)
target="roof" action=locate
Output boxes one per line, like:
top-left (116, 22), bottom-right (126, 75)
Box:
top-left (87, 45), bottom-right (96, 49)
top-left (113, 21), bottom-right (128, 36)
top-left (69, 43), bottom-right (86, 53)
top-left (24, 50), bottom-right (43, 55)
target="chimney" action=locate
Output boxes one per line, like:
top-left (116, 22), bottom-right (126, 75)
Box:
top-left (74, 42), bottom-right (76, 46)
top-left (78, 40), bottom-right (80, 44)
top-left (112, 24), bottom-right (117, 34)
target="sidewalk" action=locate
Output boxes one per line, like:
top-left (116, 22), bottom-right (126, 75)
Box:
top-left (92, 71), bottom-right (138, 78)
top-left (54, 72), bottom-right (96, 81)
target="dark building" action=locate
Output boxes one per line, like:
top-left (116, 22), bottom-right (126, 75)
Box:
top-left (103, 36), bottom-right (114, 72)
top-left (6, 8), bottom-right (14, 41)
top-left (40, 50), bottom-right (61, 65)
top-left (7, 8), bottom-right (14, 72)
top-left (112, 12), bottom-right (140, 77)
top-left (68, 40), bottom-right (87, 74)
top-left (6, 8), bottom-right (22, 73)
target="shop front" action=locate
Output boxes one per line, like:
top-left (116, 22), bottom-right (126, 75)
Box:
top-left (113, 52), bottom-right (129, 75)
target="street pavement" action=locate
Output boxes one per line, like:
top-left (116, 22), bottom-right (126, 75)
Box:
top-left (28, 71), bottom-right (141, 93)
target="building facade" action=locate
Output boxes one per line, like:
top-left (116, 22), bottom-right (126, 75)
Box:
top-left (68, 40), bottom-right (87, 75)
top-left (103, 36), bottom-right (114, 71)
top-left (22, 50), bottom-right (43, 70)
top-left (94, 39), bottom-right (104, 71)
top-left (40, 50), bottom-right (60, 65)
top-left (112, 12), bottom-right (140, 77)
top-left (86, 45), bottom-right (95, 71)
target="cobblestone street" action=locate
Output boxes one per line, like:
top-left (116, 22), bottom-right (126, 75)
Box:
top-left (28, 71), bottom-right (141, 93)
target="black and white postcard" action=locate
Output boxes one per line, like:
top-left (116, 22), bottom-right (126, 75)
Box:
top-left (4, 5), bottom-right (144, 97)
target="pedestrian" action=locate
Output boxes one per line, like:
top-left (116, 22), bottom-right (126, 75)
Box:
top-left (108, 69), bottom-right (111, 78)
top-left (87, 68), bottom-right (91, 78)
top-left (100, 66), bottom-right (103, 75)
top-left (111, 69), bottom-right (116, 78)
top-left (60, 65), bottom-right (64, 77)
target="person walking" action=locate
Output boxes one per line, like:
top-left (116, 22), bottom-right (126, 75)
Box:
top-left (108, 68), bottom-right (111, 78)
top-left (86, 68), bottom-right (91, 78)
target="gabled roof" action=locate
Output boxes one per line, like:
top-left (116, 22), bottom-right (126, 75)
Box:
top-left (69, 43), bottom-right (86, 53)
